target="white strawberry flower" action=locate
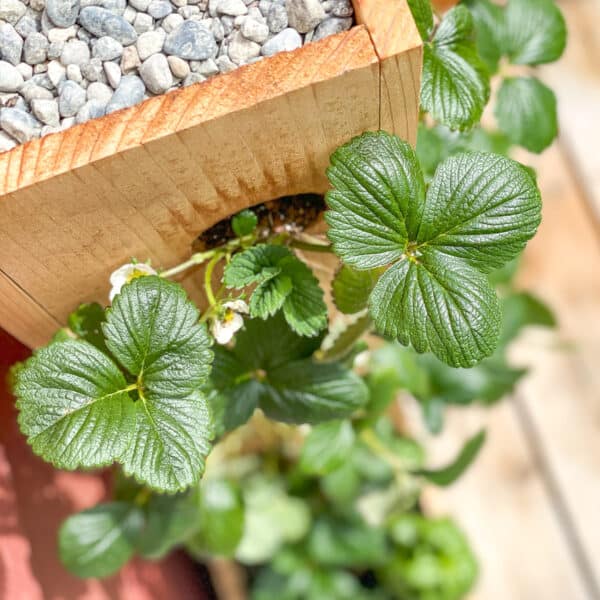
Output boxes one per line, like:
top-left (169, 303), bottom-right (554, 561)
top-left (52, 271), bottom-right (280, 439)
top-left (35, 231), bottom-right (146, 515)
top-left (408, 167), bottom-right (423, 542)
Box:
top-left (210, 300), bottom-right (249, 345)
top-left (109, 262), bottom-right (157, 302)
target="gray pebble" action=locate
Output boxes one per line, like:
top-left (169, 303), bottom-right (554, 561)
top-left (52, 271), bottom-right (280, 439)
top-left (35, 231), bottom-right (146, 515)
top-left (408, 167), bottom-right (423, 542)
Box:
top-left (15, 15), bottom-right (39, 38)
top-left (178, 5), bottom-right (199, 18)
top-left (241, 16), bottom-right (268, 43)
top-left (162, 13), bottom-right (183, 33)
top-left (0, 0), bottom-right (27, 25)
top-left (66, 62), bottom-right (82, 81)
top-left (24, 32), bottom-right (49, 64)
top-left (147, 0), bottom-right (172, 19)
top-left (139, 52), bottom-right (172, 93)
top-left (30, 97), bottom-right (60, 125)
top-left (58, 79), bottom-right (86, 116)
top-left (215, 53), bottom-right (235, 71)
top-left (96, 0), bottom-right (126, 15)
top-left (331, 0), bottom-right (353, 18)
top-left (76, 27), bottom-right (93, 42)
top-left (61, 38), bottom-right (90, 65)
top-left (228, 30), bottom-right (259, 64)
top-left (285, 0), bottom-right (324, 33)
top-left (92, 35), bottom-right (123, 60)
top-left (0, 61), bottom-right (24, 92)
top-left (136, 29), bottom-right (165, 60)
top-left (103, 59), bottom-right (121, 87)
top-left (132, 12), bottom-right (153, 34)
top-left (105, 73), bottom-right (144, 112)
top-left (30, 0), bottom-right (47, 10)
top-left (30, 72), bottom-right (54, 89)
top-left (20, 80), bottom-right (54, 100)
top-left (167, 54), bottom-right (189, 78)
top-left (220, 14), bottom-right (234, 35)
top-left (267, 3), bottom-right (287, 33)
top-left (163, 21), bottom-right (216, 60)
top-left (120, 44), bottom-right (140, 72)
top-left (313, 16), bottom-right (352, 41)
top-left (78, 7), bottom-right (138, 45)
top-left (0, 24), bottom-right (24, 66)
top-left (16, 62), bottom-right (33, 80)
top-left (210, 17), bottom-right (224, 40)
top-left (190, 56), bottom-right (217, 75)
top-left (76, 98), bottom-right (105, 122)
top-left (80, 57), bottom-right (103, 80)
top-left (0, 107), bottom-right (41, 142)
top-left (182, 71), bottom-right (204, 86)
top-left (261, 27), bottom-right (301, 56)
top-left (46, 0), bottom-right (80, 27)
top-left (47, 40), bottom-right (64, 59)
top-left (217, 0), bottom-right (247, 16)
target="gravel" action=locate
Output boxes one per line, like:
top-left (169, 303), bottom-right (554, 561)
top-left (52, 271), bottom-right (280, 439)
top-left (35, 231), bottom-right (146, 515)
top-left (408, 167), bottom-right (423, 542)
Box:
top-left (0, 0), bottom-right (354, 148)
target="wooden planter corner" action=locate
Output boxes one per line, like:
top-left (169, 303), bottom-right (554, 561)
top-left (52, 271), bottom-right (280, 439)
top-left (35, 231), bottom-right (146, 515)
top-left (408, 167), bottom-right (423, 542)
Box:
top-left (0, 0), bottom-right (422, 349)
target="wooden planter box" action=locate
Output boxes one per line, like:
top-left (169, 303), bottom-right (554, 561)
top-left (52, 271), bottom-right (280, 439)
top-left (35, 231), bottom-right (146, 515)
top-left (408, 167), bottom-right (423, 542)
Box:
top-left (0, 0), bottom-right (422, 349)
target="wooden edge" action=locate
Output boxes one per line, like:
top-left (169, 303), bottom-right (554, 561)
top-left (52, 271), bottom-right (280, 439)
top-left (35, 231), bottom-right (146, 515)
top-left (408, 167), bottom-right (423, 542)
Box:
top-left (353, 0), bottom-right (423, 60)
top-left (0, 26), bottom-right (378, 197)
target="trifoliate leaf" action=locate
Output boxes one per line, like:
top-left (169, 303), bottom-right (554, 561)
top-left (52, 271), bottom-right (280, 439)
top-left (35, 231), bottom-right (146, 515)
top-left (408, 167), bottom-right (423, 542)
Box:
top-left (262, 359), bottom-right (369, 424)
top-left (59, 502), bottom-right (144, 578)
top-left (504, 0), bottom-right (566, 66)
top-left (67, 302), bottom-right (109, 354)
top-left (407, 0), bottom-right (434, 40)
top-left (15, 340), bottom-right (135, 470)
top-left (224, 246), bottom-right (327, 337)
top-left (463, 0), bottom-right (505, 73)
top-left (300, 420), bottom-right (356, 475)
top-left (231, 208), bottom-right (258, 237)
top-left (495, 76), bottom-right (558, 153)
top-left (421, 5), bottom-right (490, 130)
top-left (418, 429), bottom-right (486, 485)
top-left (370, 250), bottom-right (501, 367)
top-left (187, 479), bottom-right (245, 558)
top-left (332, 265), bottom-right (382, 314)
top-left (419, 152), bottom-right (542, 272)
top-left (103, 276), bottom-right (214, 493)
top-left (325, 132), bottom-right (424, 268)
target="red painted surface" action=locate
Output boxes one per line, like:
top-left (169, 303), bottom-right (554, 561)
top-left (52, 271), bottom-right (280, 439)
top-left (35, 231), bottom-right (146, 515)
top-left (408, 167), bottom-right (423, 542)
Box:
top-left (0, 328), bottom-right (208, 599)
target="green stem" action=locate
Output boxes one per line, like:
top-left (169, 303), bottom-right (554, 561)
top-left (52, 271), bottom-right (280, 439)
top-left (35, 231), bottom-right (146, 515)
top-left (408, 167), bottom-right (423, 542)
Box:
top-left (289, 239), bottom-right (333, 253)
top-left (360, 429), bottom-right (406, 473)
top-left (204, 253), bottom-right (221, 307)
top-left (160, 250), bottom-right (215, 278)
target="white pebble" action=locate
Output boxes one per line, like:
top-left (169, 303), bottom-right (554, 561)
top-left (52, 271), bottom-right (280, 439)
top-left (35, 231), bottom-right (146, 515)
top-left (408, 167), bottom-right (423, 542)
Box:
top-left (217, 0), bottom-right (247, 16)
top-left (261, 27), bottom-right (301, 56)
top-left (47, 59), bottom-right (66, 87)
top-left (167, 55), bottom-right (189, 78)
top-left (0, 61), bottom-right (24, 92)
top-left (86, 80), bottom-right (112, 103)
top-left (241, 17), bottom-right (269, 43)
top-left (47, 26), bottom-right (78, 43)
top-left (120, 45), bottom-right (141, 73)
top-left (0, 130), bottom-right (17, 152)
top-left (103, 60), bottom-right (121, 87)
top-left (139, 53), bottom-right (173, 94)
top-left (30, 97), bottom-right (60, 126)
top-left (61, 39), bottom-right (91, 66)
top-left (136, 29), bottom-right (165, 61)
top-left (66, 63), bottom-right (82, 82)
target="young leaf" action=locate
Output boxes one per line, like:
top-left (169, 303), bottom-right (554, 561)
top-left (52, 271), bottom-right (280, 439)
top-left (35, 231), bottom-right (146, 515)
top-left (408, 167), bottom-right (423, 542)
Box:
top-left (370, 250), bottom-right (501, 368)
top-left (417, 429), bottom-right (486, 485)
top-left (332, 265), bottom-right (382, 314)
top-left (407, 0), bottom-right (434, 40)
top-left (504, 0), bottom-right (567, 66)
top-left (495, 76), bottom-right (558, 153)
top-left (67, 302), bottom-right (109, 354)
top-left (231, 208), bottom-right (258, 237)
top-left (224, 244), bottom-right (289, 287)
top-left (463, 0), bottom-right (505, 73)
top-left (420, 5), bottom-right (490, 130)
top-left (325, 133), bottom-right (424, 268)
top-left (103, 276), bottom-right (214, 493)
top-left (15, 340), bottom-right (135, 470)
top-left (419, 152), bottom-right (542, 272)
top-left (300, 420), bottom-right (356, 475)
top-left (59, 502), bottom-right (144, 578)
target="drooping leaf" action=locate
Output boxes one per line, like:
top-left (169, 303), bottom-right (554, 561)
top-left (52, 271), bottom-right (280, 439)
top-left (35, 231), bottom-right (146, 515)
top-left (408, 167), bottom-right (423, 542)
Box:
top-left (325, 132), bottom-right (424, 268)
top-left (320, 313), bottom-right (371, 362)
top-left (503, 0), bottom-right (567, 66)
top-left (421, 6), bottom-right (490, 130)
top-left (67, 302), bottom-right (109, 354)
top-left (407, 0), bottom-right (434, 40)
top-left (500, 290), bottom-right (556, 346)
top-left (418, 429), bottom-right (486, 485)
top-left (103, 276), bottom-right (214, 493)
top-left (418, 152), bottom-right (542, 272)
top-left (332, 265), bottom-right (382, 314)
top-left (463, 0), bottom-right (505, 73)
top-left (495, 76), bottom-right (558, 153)
top-left (59, 502), bottom-right (144, 578)
top-left (300, 420), bottom-right (356, 475)
top-left (15, 340), bottom-right (135, 470)
top-left (231, 208), bottom-right (258, 237)
top-left (370, 250), bottom-right (501, 367)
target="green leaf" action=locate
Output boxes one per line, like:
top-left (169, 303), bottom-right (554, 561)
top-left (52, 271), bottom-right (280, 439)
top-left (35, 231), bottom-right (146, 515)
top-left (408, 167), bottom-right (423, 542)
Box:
top-left (300, 420), bottom-right (356, 475)
top-left (370, 250), bottom-right (501, 367)
top-left (59, 502), bottom-right (144, 578)
top-left (495, 76), bottom-right (558, 153)
top-left (261, 359), bottom-right (369, 424)
top-left (67, 302), bottom-right (109, 354)
top-left (504, 0), bottom-right (566, 66)
top-left (418, 429), bottom-right (486, 485)
top-left (421, 6), bottom-right (490, 130)
top-left (463, 0), bottom-right (505, 73)
top-left (225, 246), bottom-right (327, 337)
top-left (15, 340), bottom-right (135, 470)
top-left (231, 208), bottom-right (258, 237)
top-left (500, 291), bottom-right (556, 346)
top-left (325, 132), bottom-right (424, 268)
top-left (407, 0), bottom-right (434, 40)
top-left (320, 313), bottom-right (371, 362)
top-left (418, 152), bottom-right (542, 272)
top-left (103, 276), bottom-right (214, 493)
top-left (187, 479), bottom-right (245, 557)
top-left (332, 265), bottom-right (382, 314)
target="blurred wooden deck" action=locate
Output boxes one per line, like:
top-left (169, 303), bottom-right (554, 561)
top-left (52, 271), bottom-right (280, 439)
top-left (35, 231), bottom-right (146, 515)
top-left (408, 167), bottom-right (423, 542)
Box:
top-left (414, 1), bottom-right (600, 598)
